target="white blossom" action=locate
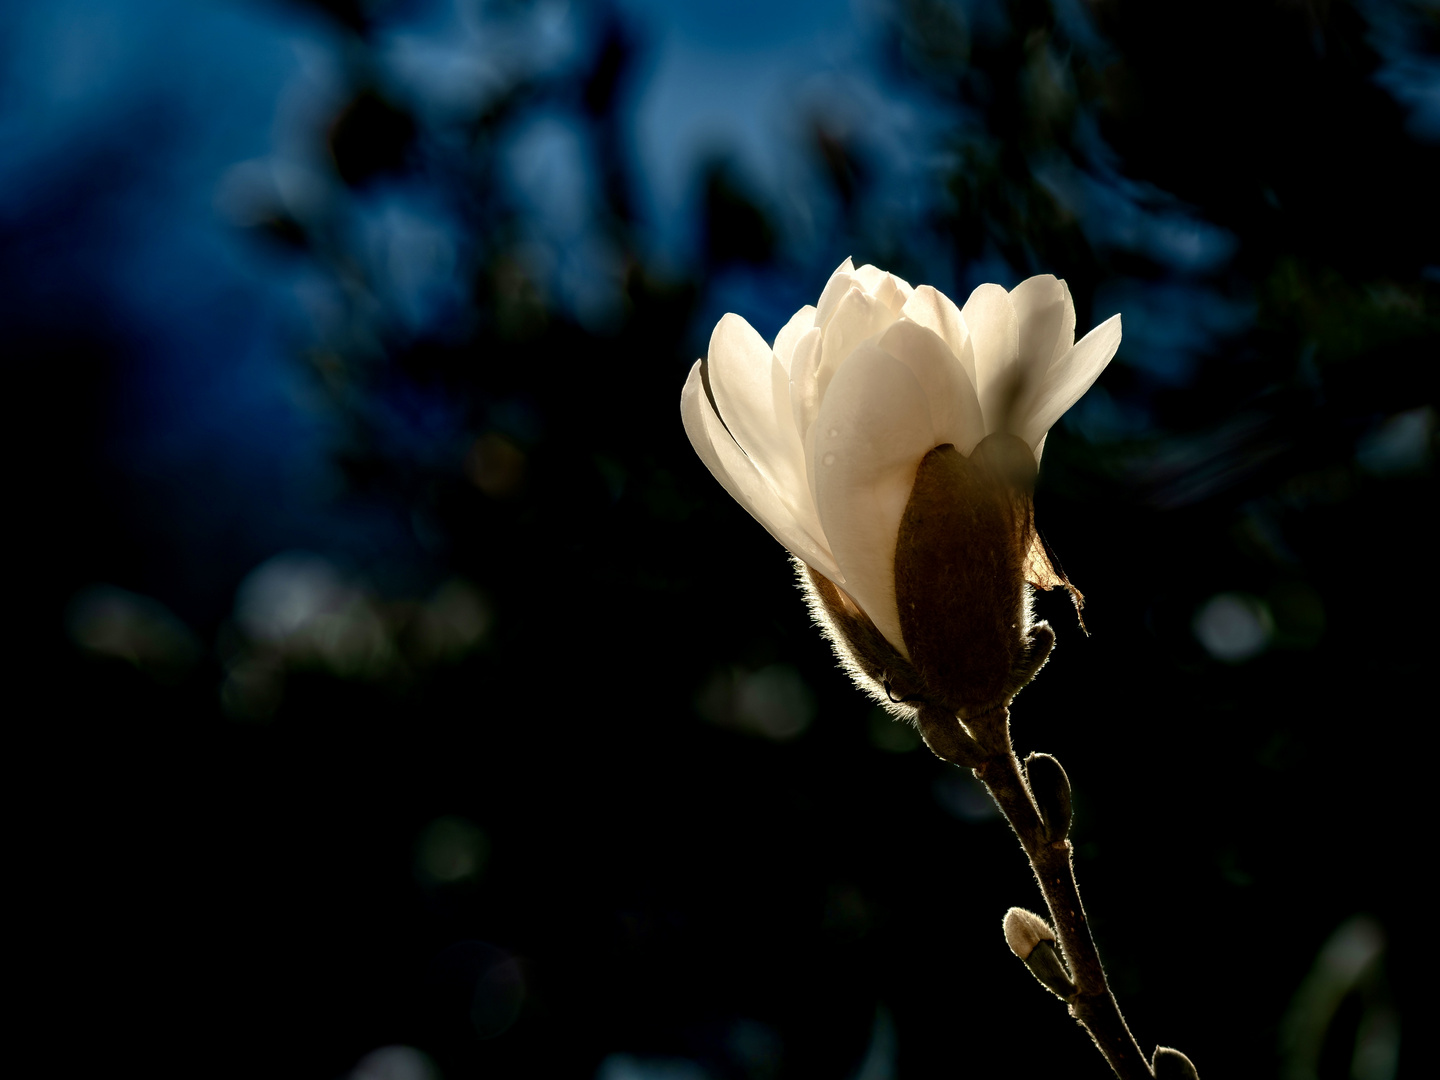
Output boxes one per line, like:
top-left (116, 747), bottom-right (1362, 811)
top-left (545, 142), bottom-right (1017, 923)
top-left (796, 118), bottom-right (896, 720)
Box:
top-left (681, 258), bottom-right (1121, 657)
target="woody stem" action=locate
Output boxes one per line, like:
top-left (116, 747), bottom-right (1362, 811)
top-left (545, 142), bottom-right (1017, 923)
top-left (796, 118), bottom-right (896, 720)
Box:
top-left (968, 707), bottom-right (1153, 1080)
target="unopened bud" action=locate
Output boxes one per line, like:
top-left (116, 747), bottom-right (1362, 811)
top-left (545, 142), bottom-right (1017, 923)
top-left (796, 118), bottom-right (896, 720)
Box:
top-left (893, 438), bottom-right (1038, 718)
top-left (1003, 906), bottom-right (1052, 958)
top-left (1003, 907), bottom-right (1075, 999)
top-left (1153, 1047), bottom-right (1199, 1079)
top-left (1024, 752), bottom-right (1072, 842)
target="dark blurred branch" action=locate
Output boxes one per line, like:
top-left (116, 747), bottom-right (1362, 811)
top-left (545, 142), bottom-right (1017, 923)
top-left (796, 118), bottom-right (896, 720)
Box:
top-left (919, 704), bottom-right (1162, 1080)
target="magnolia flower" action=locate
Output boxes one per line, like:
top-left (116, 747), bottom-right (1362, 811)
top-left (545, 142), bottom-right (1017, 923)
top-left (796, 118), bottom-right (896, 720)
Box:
top-left (681, 259), bottom-right (1121, 720)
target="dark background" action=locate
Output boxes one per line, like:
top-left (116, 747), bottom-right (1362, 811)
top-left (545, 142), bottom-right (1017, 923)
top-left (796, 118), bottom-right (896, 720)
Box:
top-left (6, 1), bottom-right (1436, 1077)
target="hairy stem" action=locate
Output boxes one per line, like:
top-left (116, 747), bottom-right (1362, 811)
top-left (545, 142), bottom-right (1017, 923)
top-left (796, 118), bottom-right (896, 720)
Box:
top-left (939, 706), bottom-right (1154, 1080)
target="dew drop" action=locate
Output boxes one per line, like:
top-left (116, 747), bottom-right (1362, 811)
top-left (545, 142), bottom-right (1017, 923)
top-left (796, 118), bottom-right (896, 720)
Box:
top-left (823, 453), bottom-right (836, 466)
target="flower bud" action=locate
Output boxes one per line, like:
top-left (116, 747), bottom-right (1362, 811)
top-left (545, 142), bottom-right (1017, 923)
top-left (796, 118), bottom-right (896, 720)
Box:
top-left (684, 262), bottom-right (1114, 724)
top-left (1002, 906), bottom-right (1053, 959)
top-left (1153, 1046), bottom-right (1200, 1079)
top-left (1024, 752), bottom-right (1073, 842)
top-left (893, 435), bottom-right (1056, 718)
top-left (1003, 907), bottom-right (1075, 1000)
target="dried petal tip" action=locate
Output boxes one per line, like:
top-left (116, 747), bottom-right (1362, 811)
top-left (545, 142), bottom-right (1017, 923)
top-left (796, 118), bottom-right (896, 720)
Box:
top-left (1024, 752), bottom-right (1073, 842)
top-left (1153, 1047), bottom-right (1200, 1080)
top-left (1002, 907), bottom-right (1054, 960)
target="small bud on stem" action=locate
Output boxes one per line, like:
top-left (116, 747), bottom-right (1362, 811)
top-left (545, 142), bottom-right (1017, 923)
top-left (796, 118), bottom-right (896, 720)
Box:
top-left (1004, 907), bottom-right (1077, 1001)
top-left (1002, 906), bottom-right (1055, 959)
top-left (1024, 752), bottom-right (1073, 842)
top-left (1152, 1046), bottom-right (1200, 1079)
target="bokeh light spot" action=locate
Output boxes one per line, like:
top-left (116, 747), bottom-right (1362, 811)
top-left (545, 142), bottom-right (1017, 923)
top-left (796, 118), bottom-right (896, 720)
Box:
top-left (66, 585), bottom-right (200, 681)
top-left (867, 708), bottom-right (921, 753)
top-left (467, 432), bottom-right (527, 497)
top-left (696, 664), bottom-right (816, 741)
top-left (411, 579), bottom-right (492, 663)
top-left (595, 1053), bottom-right (712, 1080)
top-left (414, 815), bottom-right (490, 886)
top-left (933, 772), bottom-right (999, 822)
top-left (1193, 592), bottom-right (1274, 663)
top-left (1356, 405), bottom-right (1434, 476)
top-left (349, 1045), bottom-right (440, 1080)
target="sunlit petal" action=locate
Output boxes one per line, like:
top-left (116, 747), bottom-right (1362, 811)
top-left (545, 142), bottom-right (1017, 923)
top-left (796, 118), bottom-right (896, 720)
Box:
top-left (812, 343), bottom-right (938, 653)
top-left (1010, 274), bottom-right (1073, 377)
top-left (773, 304), bottom-right (818, 373)
top-left (853, 265), bottom-right (914, 314)
top-left (876, 319), bottom-right (987, 454)
top-left (1020, 313), bottom-right (1122, 448)
top-left (768, 344), bottom-right (828, 541)
top-left (788, 326), bottom-right (823, 441)
top-left (901, 284), bottom-right (976, 390)
top-left (708, 314), bottom-right (813, 511)
top-left (817, 286), bottom-right (896, 404)
top-left (681, 362), bottom-right (841, 580)
top-left (961, 283), bottom-right (1019, 434)
top-left (815, 257), bottom-right (857, 329)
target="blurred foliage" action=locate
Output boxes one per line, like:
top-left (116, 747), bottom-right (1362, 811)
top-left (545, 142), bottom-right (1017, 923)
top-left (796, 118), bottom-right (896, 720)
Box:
top-left (9, 1), bottom-right (1437, 1078)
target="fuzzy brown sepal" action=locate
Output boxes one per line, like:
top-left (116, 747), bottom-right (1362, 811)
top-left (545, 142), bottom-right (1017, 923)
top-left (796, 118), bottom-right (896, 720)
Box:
top-left (893, 435), bottom-right (1061, 718)
top-left (914, 703), bottom-right (984, 766)
top-left (797, 559), bottom-right (927, 721)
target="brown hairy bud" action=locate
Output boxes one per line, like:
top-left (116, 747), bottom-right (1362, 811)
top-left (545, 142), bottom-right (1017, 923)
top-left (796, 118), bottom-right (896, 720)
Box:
top-left (894, 435), bottom-right (1059, 718)
top-left (1024, 752), bottom-right (1073, 842)
top-left (1153, 1047), bottom-right (1200, 1079)
top-left (797, 559), bottom-right (927, 721)
top-left (1003, 907), bottom-right (1075, 1000)
top-left (914, 704), bottom-right (984, 767)
top-left (1003, 906), bottom-right (1055, 960)
top-left (796, 433), bottom-right (1078, 728)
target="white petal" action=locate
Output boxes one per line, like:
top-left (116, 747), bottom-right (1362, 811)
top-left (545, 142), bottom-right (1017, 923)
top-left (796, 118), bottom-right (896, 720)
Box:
top-left (773, 304), bottom-right (818, 373)
top-left (961, 283), bottom-right (1020, 434)
top-left (681, 361), bottom-right (841, 580)
top-left (1054, 280), bottom-right (1076, 366)
top-left (1019, 313), bottom-right (1122, 448)
top-left (708, 314), bottom-right (817, 528)
top-left (811, 343), bottom-right (938, 654)
top-left (767, 344), bottom-right (829, 543)
top-left (788, 326), bottom-right (823, 442)
top-left (816, 286), bottom-right (897, 404)
top-left (901, 284), bottom-right (976, 390)
top-left (852, 265), bottom-right (911, 313)
top-left (815, 259), bottom-right (857, 328)
top-left (852, 263), bottom-right (889, 293)
top-left (1010, 274), bottom-right (1074, 374)
top-left (876, 319), bottom-right (987, 454)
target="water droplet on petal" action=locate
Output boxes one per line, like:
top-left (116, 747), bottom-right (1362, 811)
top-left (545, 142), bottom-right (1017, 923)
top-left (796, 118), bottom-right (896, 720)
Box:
top-left (823, 453), bottom-right (836, 466)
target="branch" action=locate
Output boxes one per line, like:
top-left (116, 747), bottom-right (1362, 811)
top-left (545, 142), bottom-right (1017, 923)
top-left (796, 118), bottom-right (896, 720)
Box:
top-left (918, 704), bottom-right (1176, 1080)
